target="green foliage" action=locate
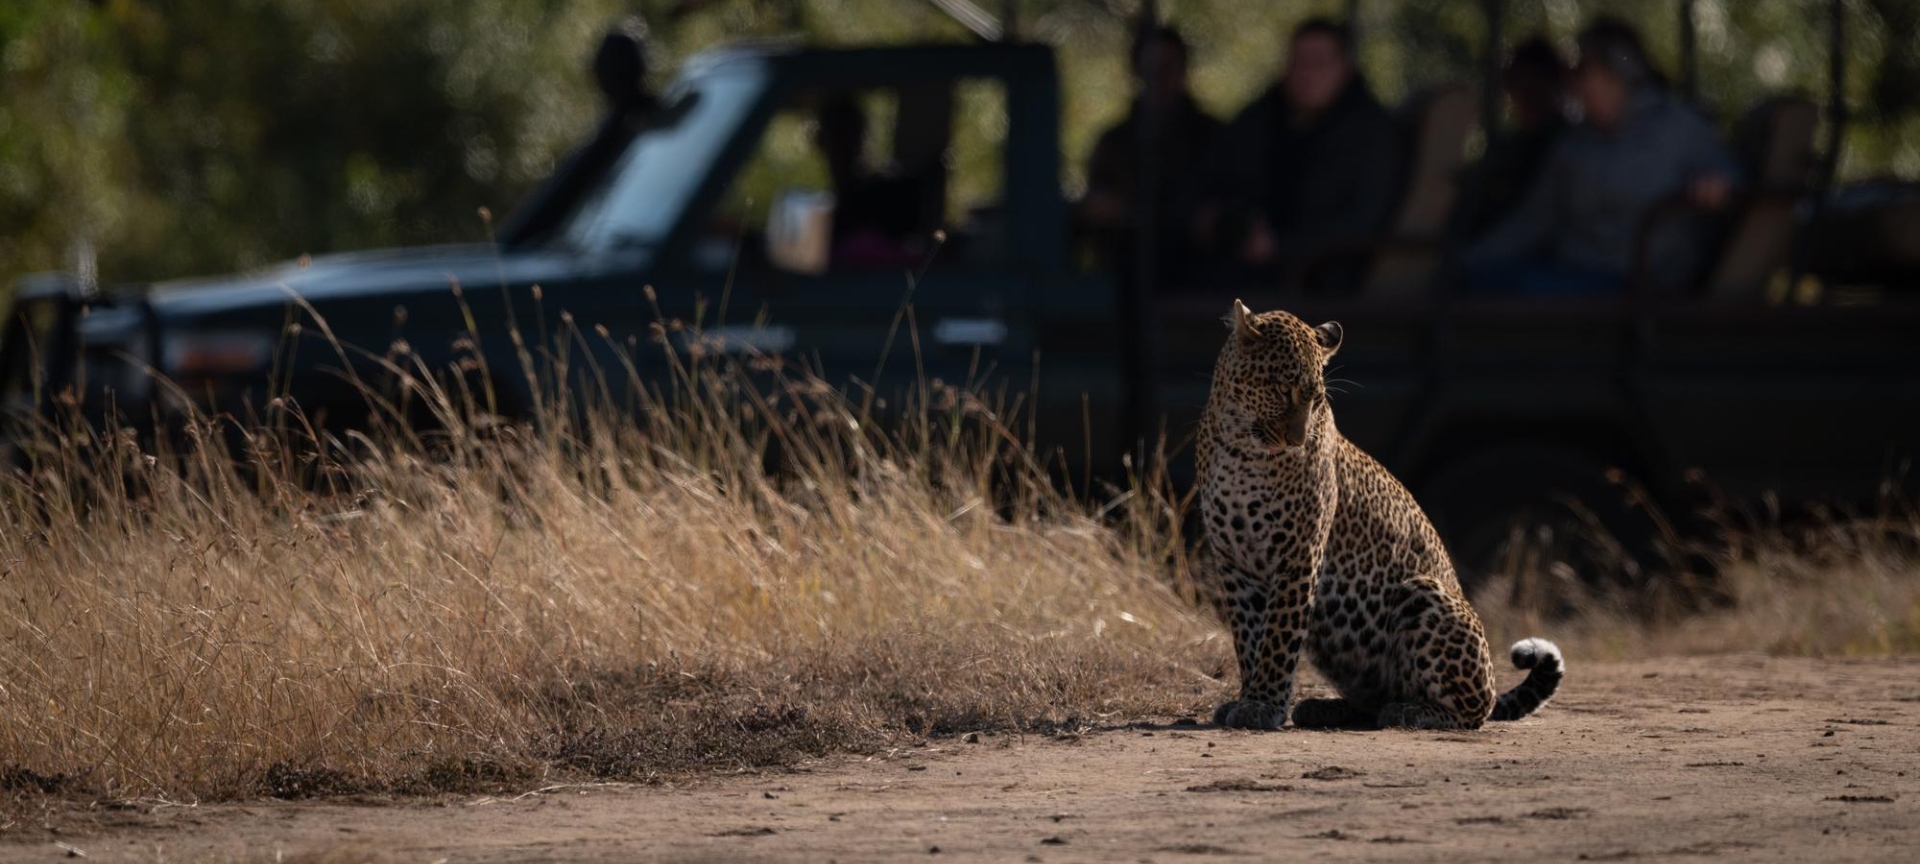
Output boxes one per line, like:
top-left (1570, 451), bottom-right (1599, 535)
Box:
top-left (1, 0), bottom-right (626, 286)
top-left (1, 0), bottom-right (1914, 291)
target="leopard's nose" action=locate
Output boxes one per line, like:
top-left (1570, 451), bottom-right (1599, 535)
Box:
top-left (1257, 416), bottom-right (1306, 449)
top-left (1282, 408), bottom-right (1311, 447)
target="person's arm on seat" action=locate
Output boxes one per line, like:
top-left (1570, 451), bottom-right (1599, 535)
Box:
top-left (1635, 110), bottom-right (1745, 289)
top-left (1681, 110), bottom-right (1743, 209)
top-left (1688, 175), bottom-right (1732, 209)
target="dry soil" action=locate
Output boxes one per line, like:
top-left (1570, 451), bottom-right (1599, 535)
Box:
top-left (8, 655), bottom-right (1920, 863)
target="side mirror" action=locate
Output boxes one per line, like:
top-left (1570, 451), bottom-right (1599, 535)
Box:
top-left (593, 19), bottom-right (652, 108)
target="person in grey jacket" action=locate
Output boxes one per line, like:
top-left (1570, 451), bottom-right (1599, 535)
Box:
top-left (1463, 18), bottom-right (1740, 294)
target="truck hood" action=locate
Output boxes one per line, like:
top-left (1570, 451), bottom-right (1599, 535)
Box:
top-left (146, 244), bottom-right (598, 320)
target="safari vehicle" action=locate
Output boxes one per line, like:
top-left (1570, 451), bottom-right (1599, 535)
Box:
top-left (4, 1), bottom-right (1917, 579)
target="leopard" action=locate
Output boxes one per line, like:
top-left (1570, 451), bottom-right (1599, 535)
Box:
top-left (1196, 300), bottom-right (1563, 731)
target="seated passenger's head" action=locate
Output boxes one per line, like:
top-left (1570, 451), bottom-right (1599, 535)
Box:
top-left (815, 93), bottom-right (867, 180)
top-left (1283, 18), bottom-right (1354, 121)
top-left (1504, 37), bottom-right (1569, 131)
top-left (1575, 17), bottom-right (1658, 130)
top-left (1132, 25), bottom-right (1193, 110)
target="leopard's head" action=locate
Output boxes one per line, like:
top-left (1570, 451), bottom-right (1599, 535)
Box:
top-left (1210, 299), bottom-right (1343, 450)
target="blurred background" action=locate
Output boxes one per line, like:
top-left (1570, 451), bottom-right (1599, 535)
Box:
top-left (4, 0), bottom-right (1916, 291)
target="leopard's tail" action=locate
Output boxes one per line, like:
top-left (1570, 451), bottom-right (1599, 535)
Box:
top-left (1489, 638), bottom-right (1563, 721)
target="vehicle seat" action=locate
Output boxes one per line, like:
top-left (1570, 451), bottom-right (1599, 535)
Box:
top-left (1699, 96), bottom-right (1818, 300)
top-left (1360, 85), bottom-right (1477, 300)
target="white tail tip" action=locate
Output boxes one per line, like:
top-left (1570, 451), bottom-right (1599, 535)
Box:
top-left (1510, 638), bottom-right (1563, 670)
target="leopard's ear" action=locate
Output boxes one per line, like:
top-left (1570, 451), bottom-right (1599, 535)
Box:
top-left (1224, 299), bottom-right (1260, 338)
top-left (1315, 321), bottom-right (1343, 356)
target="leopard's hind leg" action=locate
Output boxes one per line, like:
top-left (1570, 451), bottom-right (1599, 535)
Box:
top-left (1376, 576), bottom-right (1498, 731)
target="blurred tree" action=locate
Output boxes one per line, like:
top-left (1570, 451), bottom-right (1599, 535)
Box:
top-left (0, 1), bottom-right (132, 289)
top-left (1, 0), bottom-right (626, 287)
top-left (1, 0), bottom-right (1914, 292)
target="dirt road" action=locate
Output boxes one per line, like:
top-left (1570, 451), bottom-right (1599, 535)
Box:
top-left (11, 655), bottom-right (1920, 863)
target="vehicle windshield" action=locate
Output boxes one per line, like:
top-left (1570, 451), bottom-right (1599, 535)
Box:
top-left (554, 66), bottom-right (766, 252)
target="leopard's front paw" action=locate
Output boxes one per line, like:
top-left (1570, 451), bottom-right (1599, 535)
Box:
top-left (1211, 699), bottom-right (1286, 730)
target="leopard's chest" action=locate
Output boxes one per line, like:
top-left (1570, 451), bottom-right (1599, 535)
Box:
top-left (1198, 435), bottom-right (1338, 576)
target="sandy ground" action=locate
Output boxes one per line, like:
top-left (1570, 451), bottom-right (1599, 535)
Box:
top-left (8, 655), bottom-right (1920, 863)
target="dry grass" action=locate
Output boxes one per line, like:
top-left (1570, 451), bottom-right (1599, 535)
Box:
top-left (0, 300), bottom-right (1914, 819)
top-left (0, 316), bottom-right (1226, 813)
top-left (1478, 488), bottom-right (1920, 660)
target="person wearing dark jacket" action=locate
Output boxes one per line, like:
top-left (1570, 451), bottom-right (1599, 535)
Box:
top-left (1456, 37), bottom-right (1571, 236)
top-left (1079, 25), bottom-right (1221, 282)
top-left (1195, 18), bottom-right (1404, 290)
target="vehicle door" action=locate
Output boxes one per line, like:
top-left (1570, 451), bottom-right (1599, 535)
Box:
top-left (511, 62), bottom-right (773, 419)
top-left (657, 73), bottom-right (1040, 440)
